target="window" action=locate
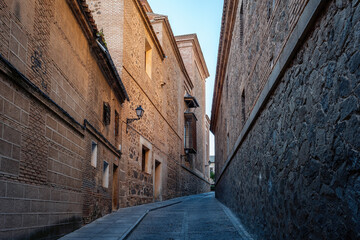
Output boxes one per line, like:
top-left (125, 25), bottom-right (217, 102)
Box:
top-left (145, 39), bottom-right (152, 78)
top-left (142, 145), bottom-right (150, 173)
top-left (227, 132), bottom-right (230, 155)
top-left (91, 141), bottom-right (98, 167)
top-left (240, 3), bottom-right (244, 46)
top-left (241, 90), bottom-right (246, 124)
top-left (103, 102), bottom-right (111, 126)
top-left (103, 161), bottom-right (109, 188)
top-left (115, 110), bottom-right (119, 136)
top-left (184, 112), bottom-right (197, 153)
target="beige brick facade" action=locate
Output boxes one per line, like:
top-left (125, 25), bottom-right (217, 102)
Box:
top-left (0, 0), bottom-right (210, 239)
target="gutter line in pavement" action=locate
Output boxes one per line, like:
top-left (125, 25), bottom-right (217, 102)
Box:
top-left (120, 201), bottom-right (182, 240)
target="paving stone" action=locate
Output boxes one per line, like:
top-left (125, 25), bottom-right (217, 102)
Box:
top-left (61, 193), bottom-right (252, 240)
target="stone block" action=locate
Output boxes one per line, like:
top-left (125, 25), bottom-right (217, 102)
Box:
top-left (38, 187), bottom-right (51, 200)
top-left (0, 98), bottom-right (3, 114)
top-left (25, 185), bottom-right (39, 199)
top-left (31, 200), bottom-right (45, 212)
top-left (46, 115), bottom-right (58, 131)
top-left (0, 81), bottom-right (14, 102)
top-left (48, 147), bottom-right (58, 160)
top-left (20, 110), bottom-right (29, 125)
top-left (22, 214), bottom-right (38, 227)
top-left (12, 145), bottom-right (20, 160)
top-left (38, 214), bottom-right (49, 226)
top-left (51, 189), bottom-right (61, 201)
top-left (9, 51), bottom-right (25, 73)
top-left (0, 199), bottom-right (14, 213)
top-left (6, 182), bottom-right (24, 198)
top-left (0, 138), bottom-right (12, 157)
top-left (3, 125), bottom-right (21, 145)
top-left (4, 214), bottom-right (22, 228)
top-left (14, 92), bottom-right (30, 112)
top-left (4, 100), bottom-right (21, 122)
top-left (52, 131), bottom-right (63, 145)
top-left (9, 35), bottom-right (19, 55)
top-left (14, 199), bottom-right (31, 213)
top-left (18, 45), bottom-right (27, 63)
top-left (0, 181), bottom-right (6, 197)
top-left (0, 157), bottom-right (19, 176)
top-left (10, 21), bottom-right (27, 48)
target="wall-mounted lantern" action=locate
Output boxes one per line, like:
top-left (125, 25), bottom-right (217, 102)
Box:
top-left (180, 149), bottom-right (190, 163)
top-left (126, 105), bottom-right (144, 133)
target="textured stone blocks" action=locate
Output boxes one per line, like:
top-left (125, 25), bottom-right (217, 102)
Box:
top-left (215, 0), bottom-right (360, 238)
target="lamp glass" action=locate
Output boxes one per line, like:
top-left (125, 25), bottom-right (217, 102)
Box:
top-left (136, 105), bottom-right (144, 118)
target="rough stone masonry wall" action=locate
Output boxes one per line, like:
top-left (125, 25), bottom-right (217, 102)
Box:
top-left (216, 0), bottom-right (360, 239)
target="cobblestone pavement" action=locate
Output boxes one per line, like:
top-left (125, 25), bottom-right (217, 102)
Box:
top-left (61, 192), bottom-right (252, 240)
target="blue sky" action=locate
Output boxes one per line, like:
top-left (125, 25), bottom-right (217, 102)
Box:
top-left (147, 0), bottom-right (224, 155)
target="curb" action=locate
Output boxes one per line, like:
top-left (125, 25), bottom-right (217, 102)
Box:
top-left (218, 201), bottom-right (254, 240)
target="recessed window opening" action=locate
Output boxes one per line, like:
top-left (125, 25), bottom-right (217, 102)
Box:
top-left (241, 90), bottom-right (246, 124)
top-left (142, 145), bottom-right (150, 173)
top-left (91, 141), bottom-right (98, 167)
top-left (115, 110), bottom-right (119, 136)
top-left (240, 3), bottom-right (244, 47)
top-left (103, 102), bottom-right (111, 126)
top-left (103, 161), bottom-right (109, 188)
top-left (145, 39), bottom-right (152, 78)
top-left (227, 132), bottom-right (230, 155)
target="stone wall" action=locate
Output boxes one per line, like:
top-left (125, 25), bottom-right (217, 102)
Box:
top-left (214, 0), bottom-right (360, 239)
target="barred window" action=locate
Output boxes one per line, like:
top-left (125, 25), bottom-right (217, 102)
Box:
top-left (115, 110), bottom-right (119, 136)
top-left (184, 112), bottom-right (197, 153)
top-left (103, 102), bottom-right (111, 125)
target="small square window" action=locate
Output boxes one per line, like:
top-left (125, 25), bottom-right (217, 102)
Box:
top-left (103, 161), bottom-right (109, 188)
top-left (91, 141), bottom-right (98, 167)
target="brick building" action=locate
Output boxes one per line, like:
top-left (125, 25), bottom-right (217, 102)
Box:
top-left (87, 0), bottom-right (211, 204)
top-left (0, 0), bottom-right (210, 239)
top-left (211, 0), bottom-right (360, 239)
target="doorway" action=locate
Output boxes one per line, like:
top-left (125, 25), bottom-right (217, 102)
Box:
top-left (112, 164), bottom-right (119, 211)
top-left (154, 160), bottom-right (162, 201)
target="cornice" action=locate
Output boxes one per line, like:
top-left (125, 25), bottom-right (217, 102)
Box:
top-left (210, 0), bottom-right (240, 133)
top-left (149, 13), bottom-right (194, 90)
top-left (175, 34), bottom-right (210, 81)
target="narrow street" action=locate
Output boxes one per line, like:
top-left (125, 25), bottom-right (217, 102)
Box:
top-left (61, 192), bottom-right (252, 240)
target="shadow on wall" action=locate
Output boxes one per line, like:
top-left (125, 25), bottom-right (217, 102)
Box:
top-left (22, 216), bottom-right (82, 240)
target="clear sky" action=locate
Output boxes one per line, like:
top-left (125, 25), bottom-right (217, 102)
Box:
top-left (147, 0), bottom-right (224, 156)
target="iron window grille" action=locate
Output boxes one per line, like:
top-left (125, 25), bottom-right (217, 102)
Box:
top-left (103, 102), bottom-right (111, 126)
top-left (184, 112), bottom-right (197, 153)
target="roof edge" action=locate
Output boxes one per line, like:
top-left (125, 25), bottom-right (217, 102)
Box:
top-left (134, 0), bottom-right (165, 60)
top-left (175, 34), bottom-right (210, 80)
top-left (210, 0), bottom-right (239, 133)
top-left (149, 13), bottom-right (194, 90)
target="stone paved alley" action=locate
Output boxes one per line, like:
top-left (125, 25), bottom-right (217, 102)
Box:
top-left (60, 192), bottom-right (252, 240)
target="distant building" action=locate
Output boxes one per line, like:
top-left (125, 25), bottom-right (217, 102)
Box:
top-left (211, 0), bottom-right (360, 239)
top-left (209, 155), bottom-right (215, 184)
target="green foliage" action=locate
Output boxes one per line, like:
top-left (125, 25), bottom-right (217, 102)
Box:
top-left (96, 28), bottom-right (107, 49)
top-left (210, 171), bottom-right (215, 181)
